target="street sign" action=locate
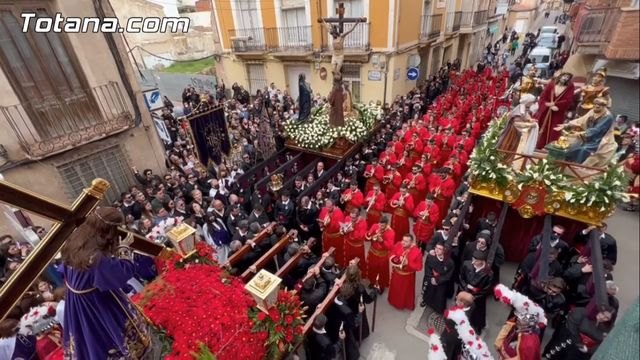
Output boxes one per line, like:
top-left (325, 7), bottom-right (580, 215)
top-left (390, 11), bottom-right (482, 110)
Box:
top-left (368, 70), bottom-right (382, 81)
top-left (407, 67), bottom-right (419, 81)
top-left (142, 88), bottom-right (164, 111)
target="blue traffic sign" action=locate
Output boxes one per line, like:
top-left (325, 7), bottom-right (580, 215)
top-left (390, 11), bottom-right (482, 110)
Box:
top-left (407, 67), bottom-right (419, 81)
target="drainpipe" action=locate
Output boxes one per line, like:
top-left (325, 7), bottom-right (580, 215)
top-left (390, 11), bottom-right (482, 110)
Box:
top-left (383, 57), bottom-right (389, 105)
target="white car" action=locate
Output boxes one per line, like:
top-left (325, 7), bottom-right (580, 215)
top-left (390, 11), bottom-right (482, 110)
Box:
top-left (537, 33), bottom-right (558, 49)
top-left (540, 26), bottom-right (558, 34)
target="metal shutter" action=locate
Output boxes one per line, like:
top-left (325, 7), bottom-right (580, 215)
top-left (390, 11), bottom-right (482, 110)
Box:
top-left (607, 76), bottom-right (639, 121)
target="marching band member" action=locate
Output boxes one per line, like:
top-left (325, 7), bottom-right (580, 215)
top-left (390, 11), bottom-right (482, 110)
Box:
top-left (341, 181), bottom-right (364, 214)
top-left (388, 234), bottom-right (423, 310)
top-left (404, 164), bottom-right (427, 201)
top-left (364, 183), bottom-right (386, 227)
top-left (422, 138), bottom-right (441, 167)
top-left (318, 199), bottom-right (344, 260)
top-left (364, 216), bottom-right (395, 291)
top-left (406, 132), bottom-right (424, 163)
top-left (429, 168), bottom-right (456, 217)
top-left (389, 184), bottom-right (415, 244)
top-left (363, 159), bottom-right (385, 194)
top-left (421, 241), bottom-right (455, 314)
top-left (412, 193), bottom-right (441, 251)
top-left (341, 208), bottom-right (368, 274)
top-left (415, 154), bottom-right (433, 179)
top-left (396, 150), bottom-right (413, 179)
top-left (383, 164), bottom-right (403, 213)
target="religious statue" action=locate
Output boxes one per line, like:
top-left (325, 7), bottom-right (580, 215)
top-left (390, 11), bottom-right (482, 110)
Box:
top-left (320, 20), bottom-right (359, 80)
top-left (577, 67), bottom-right (611, 116)
top-left (328, 82), bottom-right (345, 127)
top-left (498, 94), bottom-right (540, 168)
top-left (297, 73), bottom-right (312, 121)
top-left (534, 72), bottom-right (575, 149)
top-left (342, 82), bottom-right (354, 115)
top-left (555, 97), bottom-right (616, 167)
top-left (518, 65), bottom-right (539, 97)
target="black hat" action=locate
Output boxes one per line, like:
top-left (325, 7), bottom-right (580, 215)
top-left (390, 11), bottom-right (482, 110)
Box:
top-left (476, 232), bottom-right (491, 242)
top-left (472, 250), bottom-right (487, 261)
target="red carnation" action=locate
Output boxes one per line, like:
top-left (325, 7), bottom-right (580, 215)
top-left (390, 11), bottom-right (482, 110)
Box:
top-left (47, 306), bottom-right (56, 317)
top-left (285, 333), bottom-right (294, 343)
top-left (256, 312), bottom-right (266, 321)
top-left (467, 341), bottom-right (474, 346)
top-left (469, 329), bottom-right (475, 336)
top-left (431, 345), bottom-right (439, 352)
top-left (285, 315), bottom-right (294, 325)
top-left (269, 308), bottom-right (281, 322)
top-left (427, 328), bottom-right (435, 335)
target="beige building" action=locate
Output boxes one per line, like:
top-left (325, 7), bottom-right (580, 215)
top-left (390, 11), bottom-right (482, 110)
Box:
top-left (0, 0), bottom-right (166, 234)
top-left (211, 0), bottom-right (507, 104)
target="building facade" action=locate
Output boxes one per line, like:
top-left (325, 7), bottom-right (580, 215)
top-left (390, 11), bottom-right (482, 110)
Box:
top-left (212, 0), bottom-right (507, 104)
top-left (0, 0), bottom-right (166, 234)
top-left (567, 0), bottom-right (639, 120)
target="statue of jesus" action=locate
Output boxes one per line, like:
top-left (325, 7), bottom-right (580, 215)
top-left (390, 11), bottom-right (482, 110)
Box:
top-left (320, 19), bottom-right (359, 80)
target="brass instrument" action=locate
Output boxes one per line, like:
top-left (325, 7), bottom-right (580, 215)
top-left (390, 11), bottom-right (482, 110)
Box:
top-left (383, 174), bottom-right (393, 184)
top-left (340, 220), bottom-right (354, 234)
top-left (397, 248), bottom-right (410, 269)
top-left (398, 193), bottom-right (407, 207)
top-left (341, 191), bottom-right (352, 204)
top-left (408, 176), bottom-right (416, 189)
top-left (364, 169), bottom-right (373, 178)
top-left (366, 226), bottom-right (384, 242)
top-left (318, 213), bottom-right (331, 229)
top-left (366, 193), bottom-right (376, 212)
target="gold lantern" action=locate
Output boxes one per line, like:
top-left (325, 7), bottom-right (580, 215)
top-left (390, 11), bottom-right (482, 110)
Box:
top-left (244, 269), bottom-right (282, 313)
top-left (166, 223), bottom-right (197, 258)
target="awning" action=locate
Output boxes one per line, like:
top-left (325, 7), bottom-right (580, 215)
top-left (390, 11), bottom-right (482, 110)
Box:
top-left (562, 53), bottom-right (596, 78)
top-left (593, 59), bottom-right (640, 80)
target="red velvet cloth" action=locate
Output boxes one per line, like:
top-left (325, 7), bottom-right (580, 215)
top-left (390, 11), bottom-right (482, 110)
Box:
top-left (468, 197), bottom-right (584, 262)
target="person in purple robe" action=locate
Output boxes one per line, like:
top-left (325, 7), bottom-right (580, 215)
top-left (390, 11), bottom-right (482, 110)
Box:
top-left (60, 207), bottom-right (151, 359)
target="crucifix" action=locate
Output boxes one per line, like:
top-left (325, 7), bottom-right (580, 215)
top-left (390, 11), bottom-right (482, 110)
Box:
top-left (318, 3), bottom-right (367, 82)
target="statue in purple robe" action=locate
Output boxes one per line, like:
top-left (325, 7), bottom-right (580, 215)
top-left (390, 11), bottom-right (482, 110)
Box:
top-left (60, 207), bottom-right (151, 360)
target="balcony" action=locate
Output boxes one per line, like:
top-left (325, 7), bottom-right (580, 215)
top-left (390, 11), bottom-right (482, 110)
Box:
top-left (229, 28), bottom-right (268, 53)
top-left (321, 22), bottom-right (370, 53)
top-left (460, 10), bottom-right (489, 32)
top-left (446, 11), bottom-right (462, 33)
top-left (420, 14), bottom-right (443, 41)
top-left (574, 7), bottom-right (621, 54)
top-left (1, 82), bottom-right (134, 159)
top-left (269, 26), bottom-right (312, 53)
top-left (473, 10), bottom-right (489, 26)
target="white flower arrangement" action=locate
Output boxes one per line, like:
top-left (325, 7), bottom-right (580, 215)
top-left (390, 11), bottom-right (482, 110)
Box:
top-left (516, 158), bottom-right (567, 191)
top-left (284, 103), bottom-right (382, 150)
top-left (445, 307), bottom-right (494, 360)
top-left (563, 164), bottom-right (629, 210)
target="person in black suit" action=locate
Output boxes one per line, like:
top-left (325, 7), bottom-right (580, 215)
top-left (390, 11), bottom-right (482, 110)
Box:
top-left (248, 205), bottom-right (270, 229)
top-left (458, 250), bottom-right (493, 334)
top-left (528, 225), bottom-right (570, 266)
top-left (296, 196), bottom-right (320, 245)
top-left (306, 314), bottom-right (343, 360)
top-left (326, 286), bottom-right (361, 360)
top-left (574, 223), bottom-right (617, 265)
top-left (299, 268), bottom-right (328, 317)
top-left (475, 211), bottom-right (497, 235)
top-left (274, 190), bottom-right (295, 229)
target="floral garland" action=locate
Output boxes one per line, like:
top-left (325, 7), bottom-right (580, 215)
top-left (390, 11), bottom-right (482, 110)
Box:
top-left (284, 103), bottom-right (382, 150)
top-left (564, 164), bottom-right (629, 211)
top-left (426, 328), bottom-right (447, 360)
top-left (445, 307), bottom-right (494, 360)
top-left (469, 117), bottom-right (627, 211)
top-left (248, 290), bottom-right (305, 360)
top-left (468, 115), bottom-right (512, 188)
top-left (516, 158), bottom-right (567, 192)
top-left (494, 284), bottom-right (547, 328)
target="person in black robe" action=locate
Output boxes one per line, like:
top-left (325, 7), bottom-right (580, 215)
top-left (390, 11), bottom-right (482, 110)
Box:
top-left (306, 314), bottom-right (343, 360)
top-left (274, 190), bottom-right (295, 229)
top-left (475, 211), bottom-right (497, 235)
top-left (296, 196), bottom-right (320, 250)
top-left (299, 269), bottom-right (328, 317)
top-left (343, 263), bottom-right (376, 344)
top-left (326, 287), bottom-right (361, 360)
top-left (298, 73), bottom-right (312, 121)
top-left (543, 305), bottom-right (615, 359)
top-left (514, 247), bottom-right (563, 295)
top-left (421, 242), bottom-right (454, 314)
top-left (528, 225), bottom-right (570, 265)
top-left (248, 205), bottom-right (270, 229)
top-left (458, 250), bottom-right (493, 334)
top-left (462, 231), bottom-right (505, 287)
top-left (574, 223), bottom-right (618, 265)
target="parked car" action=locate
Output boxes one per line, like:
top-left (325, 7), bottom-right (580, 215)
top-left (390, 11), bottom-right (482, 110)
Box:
top-left (540, 26), bottom-right (558, 34)
top-left (537, 33), bottom-right (558, 49)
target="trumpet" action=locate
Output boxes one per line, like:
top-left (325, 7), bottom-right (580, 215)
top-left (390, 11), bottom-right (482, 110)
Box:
top-left (364, 170), bottom-right (373, 178)
top-left (366, 195), bottom-right (376, 212)
top-left (419, 210), bottom-right (429, 221)
top-left (340, 221), bottom-right (354, 234)
top-left (408, 176), bottom-right (416, 189)
top-left (318, 214), bottom-right (330, 228)
top-left (383, 174), bottom-right (393, 184)
top-left (340, 192), bottom-right (352, 204)
top-left (398, 193), bottom-right (408, 207)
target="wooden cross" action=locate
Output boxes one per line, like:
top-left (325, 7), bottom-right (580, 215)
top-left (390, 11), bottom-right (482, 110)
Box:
top-left (318, 2), bottom-right (367, 34)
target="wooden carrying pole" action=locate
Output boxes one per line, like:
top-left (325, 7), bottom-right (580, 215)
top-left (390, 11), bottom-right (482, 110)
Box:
top-left (226, 222), bottom-right (276, 268)
top-left (299, 247), bottom-right (336, 284)
top-left (275, 238), bottom-right (318, 279)
top-left (240, 230), bottom-right (297, 282)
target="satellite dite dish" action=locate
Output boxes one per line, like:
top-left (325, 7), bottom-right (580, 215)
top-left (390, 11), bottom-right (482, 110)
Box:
top-left (408, 54), bottom-right (421, 68)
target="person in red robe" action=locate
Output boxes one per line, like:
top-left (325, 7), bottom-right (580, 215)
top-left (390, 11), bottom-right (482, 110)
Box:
top-left (412, 194), bottom-right (441, 251)
top-left (364, 159), bottom-right (385, 194)
top-left (422, 138), bottom-right (441, 167)
top-left (341, 208), bottom-right (368, 274)
top-left (383, 165), bottom-right (403, 213)
top-left (389, 184), bottom-right (415, 243)
top-left (534, 72), bottom-right (576, 149)
top-left (378, 147), bottom-right (397, 168)
top-left (364, 183), bottom-right (386, 227)
top-left (415, 154), bottom-right (433, 179)
top-left (404, 164), bottom-right (428, 200)
top-left (397, 150), bottom-right (413, 179)
top-left (430, 168), bottom-right (456, 216)
top-left (340, 182), bottom-right (364, 214)
top-left (318, 199), bottom-right (344, 257)
top-left (438, 128), bottom-right (457, 165)
top-left (406, 132), bottom-right (424, 163)
top-left (388, 234), bottom-right (423, 310)
top-left (365, 216), bottom-right (395, 291)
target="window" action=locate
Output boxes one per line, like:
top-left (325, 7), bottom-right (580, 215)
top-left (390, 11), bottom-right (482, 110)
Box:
top-left (247, 63), bottom-right (267, 95)
top-left (57, 146), bottom-right (133, 204)
top-left (342, 64), bottom-right (361, 103)
top-left (424, 0), bottom-right (432, 15)
top-left (234, 0), bottom-right (263, 46)
top-left (281, 6), bottom-right (309, 46)
top-left (0, 5), bottom-right (97, 139)
top-left (282, 7), bottom-right (306, 28)
top-left (332, 0), bottom-right (365, 48)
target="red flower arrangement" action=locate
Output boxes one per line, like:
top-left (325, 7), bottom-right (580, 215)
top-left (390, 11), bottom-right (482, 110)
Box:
top-left (133, 252), bottom-right (267, 360)
top-left (248, 290), bottom-right (306, 360)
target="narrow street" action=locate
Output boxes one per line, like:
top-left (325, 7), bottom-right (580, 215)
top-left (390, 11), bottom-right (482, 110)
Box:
top-left (358, 9), bottom-right (639, 359)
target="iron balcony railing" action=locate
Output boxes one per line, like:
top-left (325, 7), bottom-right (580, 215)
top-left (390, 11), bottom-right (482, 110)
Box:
top-left (420, 14), bottom-right (443, 40)
top-left (446, 11), bottom-right (463, 32)
top-left (1, 81), bottom-right (134, 159)
top-left (321, 22), bottom-right (370, 52)
top-left (270, 26), bottom-right (312, 52)
top-left (473, 10), bottom-right (489, 26)
top-left (576, 7), bottom-right (620, 43)
top-left (229, 26), bottom-right (314, 53)
top-left (460, 11), bottom-right (474, 27)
